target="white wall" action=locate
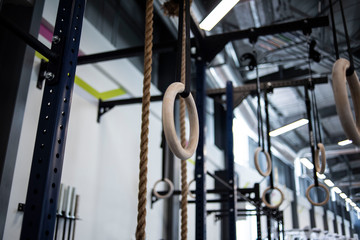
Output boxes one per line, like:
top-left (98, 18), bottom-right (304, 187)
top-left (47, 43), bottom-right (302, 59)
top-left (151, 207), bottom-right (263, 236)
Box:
top-left (314, 206), bottom-right (325, 230)
top-left (298, 196), bottom-right (312, 230)
top-left (327, 210), bottom-right (335, 233)
top-left (3, 56), bottom-right (169, 240)
top-left (337, 215), bottom-right (343, 236)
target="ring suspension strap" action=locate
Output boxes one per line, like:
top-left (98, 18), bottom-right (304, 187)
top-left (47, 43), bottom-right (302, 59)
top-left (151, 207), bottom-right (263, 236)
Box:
top-left (135, 0), bottom-right (153, 239)
top-left (328, 0), bottom-right (339, 60)
top-left (264, 89), bottom-right (274, 190)
top-left (339, 0), bottom-right (354, 76)
top-left (262, 87), bottom-right (284, 209)
top-left (303, 53), bottom-right (330, 205)
top-left (306, 35), bottom-right (321, 147)
top-left (254, 47), bottom-right (265, 150)
top-left (161, 131), bottom-right (167, 181)
top-left (253, 45), bottom-right (272, 177)
top-left (304, 76), bottom-right (319, 188)
top-left (303, 33), bottom-right (319, 186)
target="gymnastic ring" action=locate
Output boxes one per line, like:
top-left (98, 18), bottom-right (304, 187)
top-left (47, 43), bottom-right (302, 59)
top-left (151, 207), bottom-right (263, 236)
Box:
top-left (162, 82), bottom-right (199, 160)
top-left (254, 147), bottom-right (272, 177)
top-left (187, 179), bottom-right (196, 199)
top-left (306, 183), bottom-right (330, 206)
top-left (261, 186), bottom-right (284, 209)
top-left (152, 178), bottom-right (174, 199)
top-left (332, 58), bottom-right (360, 146)
top-left (314, 143), bottom-right (326, 174)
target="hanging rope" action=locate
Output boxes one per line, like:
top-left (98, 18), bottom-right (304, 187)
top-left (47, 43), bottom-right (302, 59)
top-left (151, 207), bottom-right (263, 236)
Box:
top-left (135, 0), bottom-right (153, 239)
top-left (179, 1), bottom-right (189, 239)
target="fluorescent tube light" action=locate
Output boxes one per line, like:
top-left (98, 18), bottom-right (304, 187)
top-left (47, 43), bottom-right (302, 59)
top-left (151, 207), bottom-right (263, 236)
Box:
top-left (340, 193), bottom-right (347, 199)
top-left (345, 198), bottom-right (352, 203)
top-left (316, 173), bottom-right (326, 179)
top-left (269, 119), bottom-right (308, 137)
top-left (300, 158), bottom-right (314, 170)
top-left (338, 139), bottom-right (353, 146)
top-left (324, 179), bottom-right (334, 187)
top-left (332, 187), bottom-right (342, 194)
top-left (351, 202), bottom-right (356, 207)
top-left (355, 206), bottom-right (360, 211)
top-left (199, 0), bottom-right (240, 31)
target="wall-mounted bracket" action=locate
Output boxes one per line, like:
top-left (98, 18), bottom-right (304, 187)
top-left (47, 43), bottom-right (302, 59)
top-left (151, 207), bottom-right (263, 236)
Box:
top-left (97, 95), bottom-right (163, 122)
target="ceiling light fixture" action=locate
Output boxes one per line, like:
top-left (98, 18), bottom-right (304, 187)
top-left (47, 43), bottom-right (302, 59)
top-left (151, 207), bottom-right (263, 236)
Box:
top-left (345, 198), bottom-right (352, 203)
top-left (199, 0), bottom-right (240, 31)
top-left (351, 202), bottom-right (356, 207)
top-left (324, 179), bottom-right (335, 187)
top-left (340, 193), bottom-right (347, 199)
top-left (338, 139), bottom-right (353, 146)
top-left (300, 158), bottom-right (314, 170)
top-left (269, 119), bottom-right (308, 137)
top-left (332, 187), bottom-right (342, 194)
top-left (316, 172), bottom-right (326, 179)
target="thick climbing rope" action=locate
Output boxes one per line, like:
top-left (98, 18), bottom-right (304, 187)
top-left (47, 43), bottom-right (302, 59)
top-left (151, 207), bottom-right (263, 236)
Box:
top-left (135, 0), bottom-right (153, 239)
top-left (179, 2), bottom-right (188, 239)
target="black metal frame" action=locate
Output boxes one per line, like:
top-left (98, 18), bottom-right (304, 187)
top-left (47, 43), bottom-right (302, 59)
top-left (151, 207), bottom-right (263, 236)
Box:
top-left (0, 1), bottom-right (331, 237)
top-left (1, 0), bottom-right (85, 238)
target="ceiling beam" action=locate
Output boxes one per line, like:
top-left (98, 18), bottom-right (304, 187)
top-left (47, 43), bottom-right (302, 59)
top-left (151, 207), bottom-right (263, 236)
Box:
top-left (246, 67), bottom-right (311, 83)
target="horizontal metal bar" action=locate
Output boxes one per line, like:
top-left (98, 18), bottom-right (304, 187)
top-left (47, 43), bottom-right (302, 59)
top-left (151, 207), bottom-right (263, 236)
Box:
top-left (100, 95), bottom-right (163, 108)
top-left (208, 209), bottom-right (257, 214)
top-left (77, 41), bottom-right (177, 65)
top-left (188, 199), bottom-right (229, 204)
top-left (201, 16), bottom-right (329, 62)
top-left (206, 16), bottom-right (329, 44)
top-left (0, 14), bottom-right (57, 61)
top-left (207, 77), bottom-right (328, 97)
top-left (155, 187), bottom-right (257, 197)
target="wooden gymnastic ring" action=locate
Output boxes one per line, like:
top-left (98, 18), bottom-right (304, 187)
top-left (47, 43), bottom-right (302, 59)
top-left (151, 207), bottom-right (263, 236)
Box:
top-left (314, 143), bottom-right (326, 174)
top-left (152, 178), bottom-right (174, 199)
top-left (187, 179), bottom-right (196, 199)
top-left (162, 82), bottom-right (199, 160)
top-left (254, 147), bottom-right (272, 177)
top-left (306, 183), bottom-right (330, 206)
top-left (332, 58), bottom-right (360, 146)
top-left (261, 186), bottom-right (284, 209)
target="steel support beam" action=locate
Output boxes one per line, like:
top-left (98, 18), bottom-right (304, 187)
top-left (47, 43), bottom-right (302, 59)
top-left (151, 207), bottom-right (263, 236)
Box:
top-left (0, 14), bottom-right (56, 61)
top-left (200, 16), bottom-right (329, 62)
top-left (225, 81), bottom-right (237, 240)
top-left (77, 41), bottom-right (177, 65)
top-left (20, 0), bottom-right (85, 238)
top-left (195, 59), bottom-right (207, 239)
top-left (77, 16), bottom-right (329, 65)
